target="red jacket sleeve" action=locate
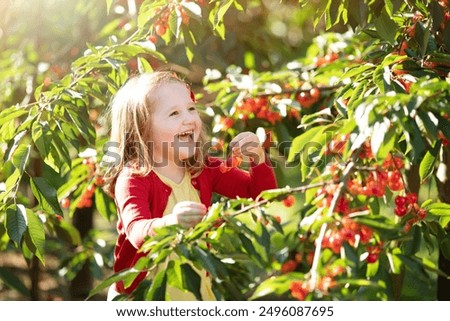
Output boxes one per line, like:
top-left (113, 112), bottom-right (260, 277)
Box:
top-left (209, 154), bottom-right (277, 199)
top-left (114, 171), bottom-right (156, 249)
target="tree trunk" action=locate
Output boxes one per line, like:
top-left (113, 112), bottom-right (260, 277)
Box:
top-left (69, 204), bottom-right (94, 300)
top-left (28, 256), bottom-right (40, 300)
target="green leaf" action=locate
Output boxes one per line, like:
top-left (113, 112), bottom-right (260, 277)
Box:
top-left (53, 219), bottom-right (81, 246)
top-left (51, 130), bottom-right (72, 168)
top-left (168, 7), bottom-right (182, 38)
top-left (32, 121), bottom-right (52, 159)
top-left (419, 141), bottom-right (441, 182)
top-left (370, 120), bottom-right (389, 156)
top-left (424, 202), bottom-right (450, 216)
top-left (24, 210), bottom-right (45, 264)
top-left (238, 233), bottom-right (263, 265)
top-left (30, 177), bottom-right (62, 214)
top-left (137, 56), bottom-right (153, 73)
top-left (366, 257), bottom-right (379, 277)
top-left (65, 105), bottom-right (96, 145)
top-left (250, 273), bottom-right (298, 299)
top-left (145, 269), bottom-right (167, 300)
top-left (257, 186), bottom-right (291, 202)
top-left (94, 187), bottom-right (116, 221)
top-left (415, 22), bottom-right (431, 57)
top-left (105, 0), bottom-right (113, 15)
top-left (373, 8), bottom-right (398, 44)
top-left (193, 246), bottom-right (228, 279)
top-left (179, 263), bottom-right (202, 300)
top-left (384, 0), bottom-right (394, 16)
top-left (6, 204), bottom-right (27, 246)
top-left (340, 64), bottom-right (374, 80)
top-left (288, 126), bottom-right (325, 162)
top-left (353, 216), bottom-right (397, 231)
top-left (0, 107), bottom-right (28, 127)
top-left (11, 144), bottom-right (31, 174)
top-left (182, 27), bottom-right (196, 62)
top-left (376, 128), bottom-right (396, 161)
top-left (407, 119), bottom-right (427, 163)
top-left (387, 248), bottom-right (403, 274)
top-left (217, 0), bottom-right (234, 26)
top-left (88, 268), bottom-right (141, 300)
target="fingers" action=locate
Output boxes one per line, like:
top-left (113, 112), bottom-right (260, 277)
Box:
top-left (176, 213), bottom-right (205, 228)
top-left (170, 201), bottom-right (207, 228)
top-left (229, 132), bottom-right (265, 164)
top-left (173, 201), bottom-right (207, 215)
top-left (229, 132), bottom-right (259, 149)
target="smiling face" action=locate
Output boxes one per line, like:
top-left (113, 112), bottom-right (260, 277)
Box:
top-left (149, 81), bottom-right (202, 166)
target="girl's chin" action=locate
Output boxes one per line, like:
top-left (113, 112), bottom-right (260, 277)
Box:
top-left (178, 152), bottom-right (196, 161)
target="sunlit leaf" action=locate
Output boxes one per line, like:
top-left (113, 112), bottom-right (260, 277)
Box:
top-left (24, 210), bottom-right (45, 264)
top-left (419, 141), bottom-right (441, 182)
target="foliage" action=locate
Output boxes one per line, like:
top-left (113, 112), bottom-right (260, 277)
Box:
top-left (1, 0), bottom-right (450, 300)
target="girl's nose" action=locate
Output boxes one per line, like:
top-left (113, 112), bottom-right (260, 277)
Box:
top-left (182, 110), bottom-right (196, 124)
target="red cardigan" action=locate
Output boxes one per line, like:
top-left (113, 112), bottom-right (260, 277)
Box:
top-left (113, 155), bottom-right (277, 294)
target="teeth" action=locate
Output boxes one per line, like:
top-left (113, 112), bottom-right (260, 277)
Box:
top-left (178, 130), bottom-right (193, 137)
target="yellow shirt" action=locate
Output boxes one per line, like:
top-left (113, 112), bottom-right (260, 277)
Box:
top-left (154, 171), bottom-right (216, 301)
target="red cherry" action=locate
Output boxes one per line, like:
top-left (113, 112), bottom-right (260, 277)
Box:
top-left (281, 260), bottom-right (298, 274)
top-left (417, 209), bottom-right (427, 220)
top-left (367, 253), bottom-right (379, 263)
top-left (155, 24), bottom-right (167, 36)
top-left (394, 206), bottom-right (407, 217)
top-left (310, 87), bottom-right (321, 100)
top-left (406, 192), bottom-right (418, 204)
top-left (147, 35), bottom-right (157, 44)
top-left (395, 195), bottom-right (407, 207)
top-left (282, 195), bottom-right (295, 207)
top-left (274, 215), bottom-right (282, 224)
top-left (61, 198), bottom-right (71, 209)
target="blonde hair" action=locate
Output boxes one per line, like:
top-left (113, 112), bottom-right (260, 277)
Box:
top-left (103, 71), bottom-right (207, 196)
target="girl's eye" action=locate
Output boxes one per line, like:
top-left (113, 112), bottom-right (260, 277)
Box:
top-left (189, 106), bottom-right (197, 112)
top-left (169, 111), bottom-right (179, 116)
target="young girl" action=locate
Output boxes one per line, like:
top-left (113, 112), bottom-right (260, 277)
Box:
top-left (104, 71), bottom-right (277, 300)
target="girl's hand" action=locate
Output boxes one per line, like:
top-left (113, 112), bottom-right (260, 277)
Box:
top-left (229, 131), bottom-right (265, 165)
top-left (164, 201), bottom-right (207, 228)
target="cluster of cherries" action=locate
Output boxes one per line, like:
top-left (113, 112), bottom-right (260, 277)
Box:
top-left (394, 192), bottom-right (427, 233)
top-left (235, 97), bottom-right (282, 125)
top-left (219, 87), bottom-right (323, 132)
top-left (285, 133), bottom-right (433, 299)
top-left (151, 0), bottom-right (207, 37)
top-left (289, 264), bottom-right (345, 300)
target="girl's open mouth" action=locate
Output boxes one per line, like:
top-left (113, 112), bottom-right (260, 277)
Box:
top-left (177, 130), bottom-right (194, 142)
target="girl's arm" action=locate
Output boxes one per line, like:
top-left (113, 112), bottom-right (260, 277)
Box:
top-left (115, 173), bottom-right (206, 249)
top-left (114, 173), bottom-right (157, 249)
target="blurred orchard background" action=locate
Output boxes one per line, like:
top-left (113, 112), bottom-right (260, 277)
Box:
top-left (1, 0), bottom-right (450, 301)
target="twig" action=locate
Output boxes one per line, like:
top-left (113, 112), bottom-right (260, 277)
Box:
top-left (308, 160), bottom-right (355, 290)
